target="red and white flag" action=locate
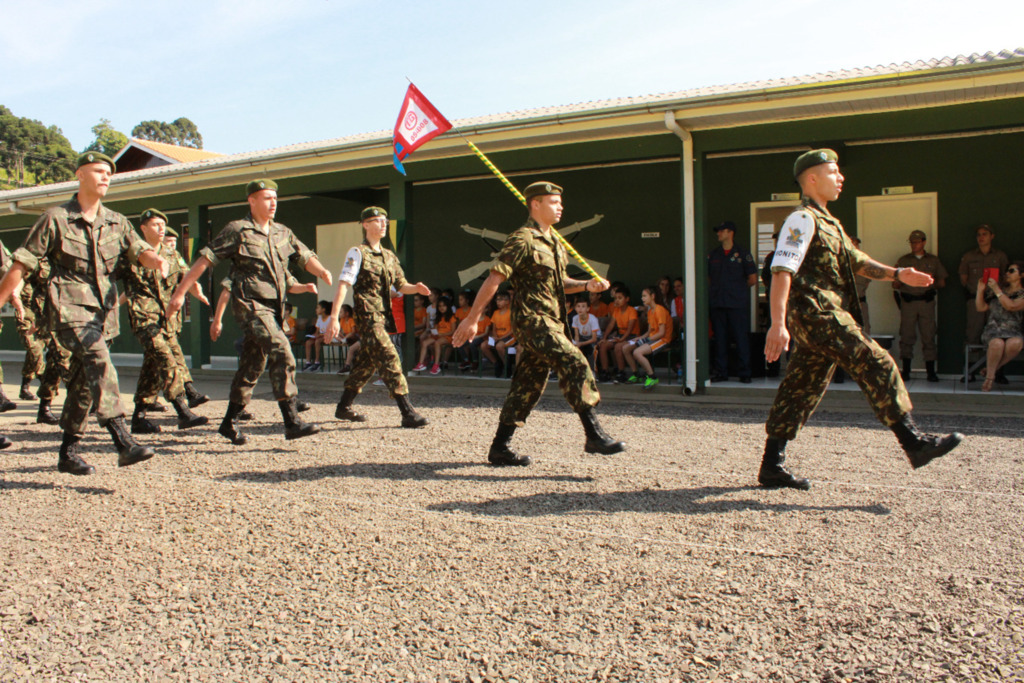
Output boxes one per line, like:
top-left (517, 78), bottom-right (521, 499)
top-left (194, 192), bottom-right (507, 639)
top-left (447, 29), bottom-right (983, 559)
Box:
top-left (392, 84), bottom-right (452, 175)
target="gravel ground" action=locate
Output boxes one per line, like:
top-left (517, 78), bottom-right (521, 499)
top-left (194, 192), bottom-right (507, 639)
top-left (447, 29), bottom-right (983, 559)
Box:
top-left (0, 377), bottom-right (1021, 682)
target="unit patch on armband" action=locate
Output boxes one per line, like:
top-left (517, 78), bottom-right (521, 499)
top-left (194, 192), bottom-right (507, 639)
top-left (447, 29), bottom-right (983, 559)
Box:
top-left (785, 226), bottom-right (805, 247)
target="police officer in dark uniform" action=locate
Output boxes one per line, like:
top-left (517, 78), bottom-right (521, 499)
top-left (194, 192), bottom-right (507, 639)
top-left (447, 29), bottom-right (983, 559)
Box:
top-left (453, 182), bottom-right (624, 466)
top-left (325, 206), bottom-right (431, 427)
top-left (707, 220), bottom-right (757, 383)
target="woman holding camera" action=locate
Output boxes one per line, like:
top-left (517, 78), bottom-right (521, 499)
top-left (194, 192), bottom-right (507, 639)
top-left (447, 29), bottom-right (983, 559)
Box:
top-left (976, 261), bottom-right (1024, 391)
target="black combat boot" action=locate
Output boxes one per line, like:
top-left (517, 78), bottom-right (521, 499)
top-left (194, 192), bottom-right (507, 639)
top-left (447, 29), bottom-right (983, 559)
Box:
top-left (580, 408), bottom-right (626, 454)
top-left (57, 432), bottom-right (94, 476)
top-left (901, 358), bottom-right (912, 381)
top-left (0, 386), bottom-right (17, 412)
top-left (758, 438), bottom-right (810, 490)
top-left (106, 417), bottom-right (155, 467)
top-left (19, 378), bottom-right (36, 401)
top-left (296, 399), bottom-right (312, 412)
top-left (281, 398), bottom-right (320, 440)
top-left (236, 407), bottom-right (254, 421)
top-left (891, 414), bottom-right (963, 469)
top-left (184, 382), bottom-right (210, 408)
top-left (37, 399), bottom-right (59, 425)
top-left (0, 434), bottom-right (11, 449)
top-left (171, 395), bottom-right (209, 429)
top-left (335, 388), bottom-right (366, 422)
top-left (395, 394), bottom-right (428, 428)
top-left (925, 361), bottom-right (939, 383)
top-left (130, 402), bottom-right (161, 434)
top-left (148, 400), bottom-right (167, 413)
top-left (219, 402), bottom-right (250, 445)
top-left (488, 423), bottom-right (531, 467)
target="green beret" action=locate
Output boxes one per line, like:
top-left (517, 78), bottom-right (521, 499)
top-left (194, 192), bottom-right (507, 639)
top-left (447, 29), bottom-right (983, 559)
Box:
top-left (77, 151), bottom-right (116, 173)
top-left (361, 206), bottom-right (388, 220)
top-left (246, 178), bottom-right (278, 196)
top-left (140, 208), bottom-right (168, 224)
top-left (164, 226), bottom-right (179, 238)
top-left (524, 181), bottom-right (563, 200)
top-left (793, 148), bottom-right (838, 179)
top-left (908, 230), bottom-right (927, 242)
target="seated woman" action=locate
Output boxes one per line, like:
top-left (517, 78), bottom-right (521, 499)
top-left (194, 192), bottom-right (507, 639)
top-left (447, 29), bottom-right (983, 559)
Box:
top-left (976, 262), bottom-right (1024, 392)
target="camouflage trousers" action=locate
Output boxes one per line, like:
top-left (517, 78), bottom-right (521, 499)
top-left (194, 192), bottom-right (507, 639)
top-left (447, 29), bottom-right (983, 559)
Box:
top-left (345, 320), bottom-right (407, 398)
top-left (37, 335), bottom-right (73, 401)
top-left (57, 323), bottom-right (127, 435)
top-left (499, 318), bottom-right (601, 426)
top-left (230, 311), bottom-right (297, 405)
top-left (766, 309), bottom-right (913, 441)
top-left (170, 335), bottom-right (194, 386)
top-left (16, 311), bottom-right (46, 380)
top-left (134, 325), bottom-right (186, 404)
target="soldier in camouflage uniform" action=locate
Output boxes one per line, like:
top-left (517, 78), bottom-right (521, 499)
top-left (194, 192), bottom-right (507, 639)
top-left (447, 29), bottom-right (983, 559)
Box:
top-left (0, 152), bottom-right (169, 475)
top-left (15, 257), bottom-right (47, 400)
top-left (453, 182), bottom-right (625, 466)
top-left (162, 227), bottom-right (210, 409)
top-left (760, 149), bottom-right (963, 490)
top-left (169, 178), bottom-right (332, 444)
top-left (326, 206), bottom-right (430, 428)
top-left (119, 208), bottom-right (210, 434)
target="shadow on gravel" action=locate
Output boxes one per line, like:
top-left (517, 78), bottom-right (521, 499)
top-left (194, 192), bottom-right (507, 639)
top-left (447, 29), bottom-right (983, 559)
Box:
top-left (428, 486), bottom-right (891, 517)
top-left (0, 478), bottom-right (113, 495)
top-left (219, 460), bottom-right (594, 484)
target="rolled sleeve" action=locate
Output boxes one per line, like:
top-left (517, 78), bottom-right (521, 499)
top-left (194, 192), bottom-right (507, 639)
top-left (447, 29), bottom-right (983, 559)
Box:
top-left (13, 211), bottom-right (56, 272)
top-left (124, 228), bottom-right (153, 266)
top-left (290, 234), bottom-right (315, 270)
top-left (493, 230), bottom-right (528, 281)
top-left (391, 259), bottom-right (408, 291)
top-left (202, 223), bottom-right (243, 268)
top-left (847, 245), bottom-right (871, 274)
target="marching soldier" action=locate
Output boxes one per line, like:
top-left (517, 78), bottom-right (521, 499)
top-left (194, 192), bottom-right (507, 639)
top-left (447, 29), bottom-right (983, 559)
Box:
top-left (453, 182), bottom-right (625, 466)
top-left (325, 206), bottom-right (430, 427)
top-left (894, 230), bottom-right (947, 382)
top-left (15, 258), bottom-right (46, 400)
top-left (162, 226), bottom-right (211, 408)
top-left (0, 152), bottom-right (169, 475)
top-left (120, 208), bottom-right (210, 434)
top-left (760, 149), bottom-right (962, 490)
top-left (168, 179), bottom-right (332, 444)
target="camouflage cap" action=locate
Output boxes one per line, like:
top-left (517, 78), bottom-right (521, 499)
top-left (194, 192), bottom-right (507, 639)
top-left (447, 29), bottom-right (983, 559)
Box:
top-left (908, 230), bottom-right (927, 242)
top-left (523, 181), bottom-right (562, 200)
top-left (164, 226), bottom-right (179, 238)
top-left (793, 148), bottom-right (838, 179)
top-left (361, 206), bottom-right (388, 220)
top-left (246, 178), bottom-right (278, 196)
top-left (77, 151), bottom-right (116, 173)
top-left (140, 208), bottom-right (168, 224)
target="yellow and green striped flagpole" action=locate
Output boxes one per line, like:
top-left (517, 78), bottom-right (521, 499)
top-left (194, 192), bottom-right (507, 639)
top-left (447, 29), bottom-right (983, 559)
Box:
top-left (463, 139), bottom-right (603, 281)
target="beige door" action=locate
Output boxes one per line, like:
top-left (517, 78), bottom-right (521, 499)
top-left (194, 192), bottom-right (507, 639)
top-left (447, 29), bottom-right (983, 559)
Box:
top-left (855, 193), bottom-right (939, 368)
top-left (315, 221), bottom-right (365, 309)
top-left (749, 201), bottom-right (800, 331)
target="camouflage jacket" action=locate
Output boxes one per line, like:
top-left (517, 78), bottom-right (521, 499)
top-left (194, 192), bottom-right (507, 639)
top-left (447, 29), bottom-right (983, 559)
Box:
top-left (13, 195), bottom-right (152, 339)
top-left (349, 243), bottom-right (408, 333)
top-left (19, 258), bottom-right (51, 327)
top-left (199, 214), bottom-right (314, 320)
top-left (122, 242), bottom-right (185, 334)
top-left (492, 218), bottom-right (569, 335)
top-left (780, 198), bottom-right (869, 327)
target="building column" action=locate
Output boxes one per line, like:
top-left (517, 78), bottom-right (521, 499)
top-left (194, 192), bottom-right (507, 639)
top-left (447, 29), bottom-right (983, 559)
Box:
top-left (187, 203), bottom-right (211, 370)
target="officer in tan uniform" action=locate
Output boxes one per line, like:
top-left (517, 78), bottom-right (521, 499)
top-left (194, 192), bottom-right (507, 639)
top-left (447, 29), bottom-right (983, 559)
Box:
top-left (169, 179), bottom-right (332, 444)
top-left (453, 182), bottom-right (624, 466)
top-left (760, 149), bottom-right (962, 490)
top-left (894, 230), bottom-right (947, 382)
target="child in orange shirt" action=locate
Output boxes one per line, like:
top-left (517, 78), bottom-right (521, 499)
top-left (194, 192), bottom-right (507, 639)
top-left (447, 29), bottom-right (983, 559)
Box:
top-left (596, 285), bottom-right (638, 382)
top-left (488, 291), bottom-right (516, 378)
top-left (455, 289), bottom-right (475, 370)
top-left (588, 290), bottom-right (610, 319)
top-left (414, 296), bottom-right (456, 374)
top-left (337, 304), bottom-right (360, 374)
top-left (621, 286), bottom-right (673, 388)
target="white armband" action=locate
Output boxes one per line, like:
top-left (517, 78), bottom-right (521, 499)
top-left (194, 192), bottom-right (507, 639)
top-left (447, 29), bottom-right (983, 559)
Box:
top-left (770, 210), bottom-right (816, 275)
top-left (339, 247), bottom-right (363, 285)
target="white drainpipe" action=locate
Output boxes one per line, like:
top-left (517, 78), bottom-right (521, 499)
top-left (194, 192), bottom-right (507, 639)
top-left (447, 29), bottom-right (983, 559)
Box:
top-left (664, 112), bottom-right (697, 395)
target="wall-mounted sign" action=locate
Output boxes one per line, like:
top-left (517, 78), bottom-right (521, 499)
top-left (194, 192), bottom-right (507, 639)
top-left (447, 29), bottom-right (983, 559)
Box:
top-left (641, 232), bottom-right (660, 239)
top-left (771, 192), bottom-right (800, 201)
top-left (882, 186), bottom-right (914, 195)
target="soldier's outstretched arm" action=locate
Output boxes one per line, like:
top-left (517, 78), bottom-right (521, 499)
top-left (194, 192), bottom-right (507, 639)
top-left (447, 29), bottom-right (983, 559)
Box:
top-left (453, 271), bottom-right (505, 347)
top-left (209, 287), bottom-right (231, 342)
top-left (399, 282), bottom-right (430, 296)
top-left (765, 271), bottom-right (792, 363)
top-left (168, 256), bottom-right (213, 318)
top-left (304, 256), bottom-right (332, 287)
top-left (324, 280), bottom-right (349, 343)
top-left (858, 259), bottom-right (933, 288)
top-left (0, 263), bottom-right (27, 311)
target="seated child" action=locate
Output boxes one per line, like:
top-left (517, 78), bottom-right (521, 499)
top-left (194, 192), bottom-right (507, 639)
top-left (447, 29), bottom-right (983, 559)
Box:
top-left (620, 286), bottom-right (674, 388)
top-left (414, 296), bottom-right (456, 374)
top-left (489, 291), bottom-right (516, 378)
top-left (596, 285), bottom-right (638, 382)
top-left (303, 300), bottom-right (332, 371)
top-left (455, 289), bottom-right (475, 370)
top-left (337, 303), bottom-right (360, 373)
top-left (283, 302), bottom-right (297, 343)
top-left (571, 294), bottom-right (601, 369)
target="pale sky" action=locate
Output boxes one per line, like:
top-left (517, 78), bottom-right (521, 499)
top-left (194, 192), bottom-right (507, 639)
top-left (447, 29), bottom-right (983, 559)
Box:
top-left (4, 0), bottom-right (1022, 155)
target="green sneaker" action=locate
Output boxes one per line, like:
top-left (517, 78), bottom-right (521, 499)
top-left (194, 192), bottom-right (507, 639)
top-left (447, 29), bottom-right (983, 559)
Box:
top-left (627, 374), bottom-right (642, 384)
top-left (644, 376), bottom-right (660, 389)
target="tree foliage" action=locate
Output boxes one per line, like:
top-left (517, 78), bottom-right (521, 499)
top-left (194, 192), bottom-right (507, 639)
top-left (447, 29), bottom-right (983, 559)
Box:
top-left (0, 105), bottom-right (77, 189)
top-left (131, 117), bottom-right (203, 149)
top-left (84, 119), bottom-right (129, 157)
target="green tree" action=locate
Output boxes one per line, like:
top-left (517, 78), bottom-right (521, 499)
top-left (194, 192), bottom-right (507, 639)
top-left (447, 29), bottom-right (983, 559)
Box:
top-left (84, 118), bottom-right (128, 157)
top-left (0, 105), bottom-right (76, 189)
top-left (131, 116), bottom-right (203, 149)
